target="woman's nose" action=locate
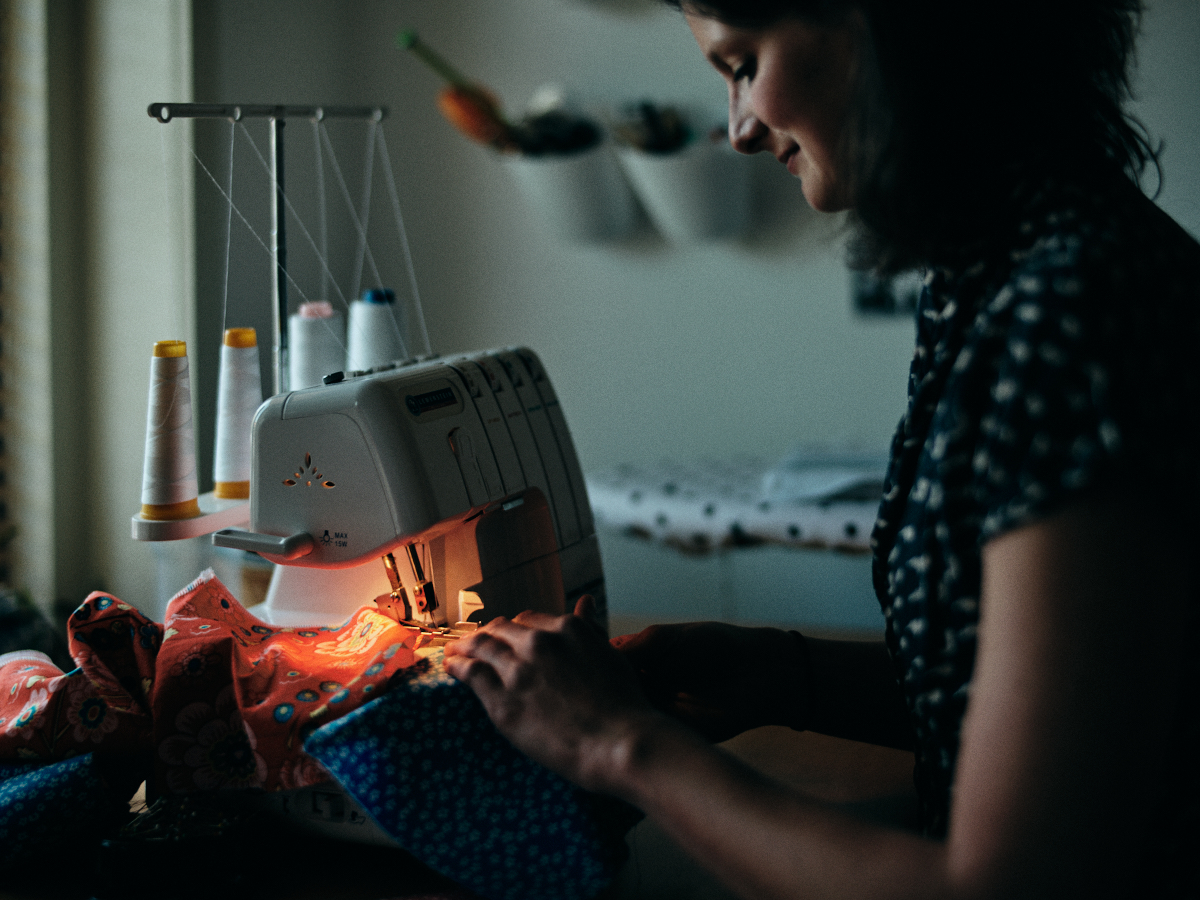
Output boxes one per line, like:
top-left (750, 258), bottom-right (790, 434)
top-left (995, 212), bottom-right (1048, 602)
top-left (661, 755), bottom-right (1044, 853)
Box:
top-left (728, 86), bottom-right (768, 155)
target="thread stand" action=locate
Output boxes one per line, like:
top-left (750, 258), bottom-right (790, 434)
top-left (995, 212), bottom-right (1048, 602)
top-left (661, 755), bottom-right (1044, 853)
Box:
top-left (134, 103), bottom-right (391, 548)
top-left (146, 102), bottom-right (388, 396)
top-left (131, 493), bottom-right (251, 541)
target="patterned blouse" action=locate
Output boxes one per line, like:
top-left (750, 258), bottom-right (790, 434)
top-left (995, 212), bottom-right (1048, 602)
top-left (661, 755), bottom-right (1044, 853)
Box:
top-left (870, 172), bottom-right (1199, 890)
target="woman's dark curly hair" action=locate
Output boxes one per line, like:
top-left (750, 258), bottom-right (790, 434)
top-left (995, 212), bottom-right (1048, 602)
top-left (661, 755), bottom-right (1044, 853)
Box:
top-left (665, 0), bottom-right (1160, 273)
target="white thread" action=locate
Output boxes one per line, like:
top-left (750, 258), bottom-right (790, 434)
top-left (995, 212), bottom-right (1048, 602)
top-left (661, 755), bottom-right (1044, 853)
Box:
top-left (289, 302), bottom-right (345, 389)
top-left (159, 127), bottom-right (187, 345)
top-left (237, 122), bottom-right (351, 311)
top-left (377, 124), bottom-right (432, 356)
top-left (189, 118), bottom-right (427, 392)
top-left (141, 352), bottom-right (199, 507)
top-left (351, 118), bottom-right (379, 303)
top-left (213, 336), bottom-right (263, 486)
top-left (189, 143), bottom-right (318, 309)
top-left (221, 119), bottom-right (236, 335)
top-left (319, 124), bottom-right (384, 291)
top-left (346, 295), bottom-right (408, 371)
top-left (312, 120), bottom-right (330, 305)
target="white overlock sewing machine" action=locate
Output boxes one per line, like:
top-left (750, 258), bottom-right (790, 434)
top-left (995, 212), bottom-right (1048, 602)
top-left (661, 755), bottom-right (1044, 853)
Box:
top-left (212, 346), bottom-right (606, 637)
top-left (189, 346), bottom-right (606, 845)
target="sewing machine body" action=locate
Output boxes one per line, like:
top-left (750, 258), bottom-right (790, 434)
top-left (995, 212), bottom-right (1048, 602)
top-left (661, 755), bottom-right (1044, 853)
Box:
top-left (215, 347), bottom-right (605, 630)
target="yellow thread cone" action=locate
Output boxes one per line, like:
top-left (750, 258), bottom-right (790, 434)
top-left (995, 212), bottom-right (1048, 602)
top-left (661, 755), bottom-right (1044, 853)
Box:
top-left (140, 340), bottom-right (201, 520)
top-left (213, 327), bottom-right (263, 499)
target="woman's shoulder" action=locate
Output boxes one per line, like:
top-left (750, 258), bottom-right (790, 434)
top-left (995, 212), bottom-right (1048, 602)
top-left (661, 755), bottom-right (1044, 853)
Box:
top-left (956, 174), bottom-right (1200, 376)
top-left (1005, 175), bottom-right (1200, 308)
top-left (947, 174), bottom-right (1200, 525)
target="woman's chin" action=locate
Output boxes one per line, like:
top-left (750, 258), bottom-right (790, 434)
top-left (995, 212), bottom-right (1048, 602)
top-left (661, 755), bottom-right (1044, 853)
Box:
top-left (800, 179), bottom-right (852, 214)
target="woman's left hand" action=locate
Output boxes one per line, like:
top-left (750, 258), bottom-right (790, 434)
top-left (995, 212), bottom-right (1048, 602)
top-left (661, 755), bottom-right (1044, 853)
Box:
top-left (442, 597), bottom-right (663, 795)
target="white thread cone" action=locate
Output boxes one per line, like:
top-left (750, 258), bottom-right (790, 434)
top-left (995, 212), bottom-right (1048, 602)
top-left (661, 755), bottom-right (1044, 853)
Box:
top-left (213, 327), bottom-right (263, 499)
top-left (288, 301), bottom-right (345, 389)
top-left (346, 288), bottom-right (408, 372)
top-left (140, 340), bottom-right (200, 519)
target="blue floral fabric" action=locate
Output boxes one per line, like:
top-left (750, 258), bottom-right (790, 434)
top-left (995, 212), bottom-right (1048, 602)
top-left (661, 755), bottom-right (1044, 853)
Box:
top-left (305, 650), bottom-right (638, 900)
top-left (0, 754), bottom-right (115, 867)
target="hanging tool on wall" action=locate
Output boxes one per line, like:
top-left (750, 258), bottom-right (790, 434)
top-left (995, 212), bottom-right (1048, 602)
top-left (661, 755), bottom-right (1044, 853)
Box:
top-left (398, 29), bottom-right (519, 150)
top-left (398, 29), bottom-right (600, 156)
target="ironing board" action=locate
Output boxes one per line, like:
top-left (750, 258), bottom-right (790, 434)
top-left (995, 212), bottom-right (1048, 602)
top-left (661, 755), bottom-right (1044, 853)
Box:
top-left (585, 457), bottom-right (882, 556)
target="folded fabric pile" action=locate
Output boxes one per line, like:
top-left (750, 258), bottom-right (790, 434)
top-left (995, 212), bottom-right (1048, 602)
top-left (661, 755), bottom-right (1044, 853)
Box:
top-left (0, 571), bottom-right (635, 899)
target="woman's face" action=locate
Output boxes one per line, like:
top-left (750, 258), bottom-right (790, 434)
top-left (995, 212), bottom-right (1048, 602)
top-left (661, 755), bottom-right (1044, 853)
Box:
top-left (686, 9), bottom-right (860, 212)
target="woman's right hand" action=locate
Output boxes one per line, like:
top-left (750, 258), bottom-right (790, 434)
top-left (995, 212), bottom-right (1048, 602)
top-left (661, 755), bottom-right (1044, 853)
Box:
top-left (610, 622), bottom-right (810, 742)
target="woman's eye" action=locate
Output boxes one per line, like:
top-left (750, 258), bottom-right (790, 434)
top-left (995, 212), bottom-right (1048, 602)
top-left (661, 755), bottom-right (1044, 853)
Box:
top-left (731, 59), bottom-right (756, 82)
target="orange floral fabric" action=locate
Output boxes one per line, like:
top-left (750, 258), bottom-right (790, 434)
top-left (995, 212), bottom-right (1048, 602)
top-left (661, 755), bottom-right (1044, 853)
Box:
top-left (0, 570), bottom-right (418, 794)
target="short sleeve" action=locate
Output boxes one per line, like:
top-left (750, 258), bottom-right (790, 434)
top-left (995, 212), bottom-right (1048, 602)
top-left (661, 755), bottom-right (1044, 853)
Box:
top-left (968, 244), bottom-right (1128, 540)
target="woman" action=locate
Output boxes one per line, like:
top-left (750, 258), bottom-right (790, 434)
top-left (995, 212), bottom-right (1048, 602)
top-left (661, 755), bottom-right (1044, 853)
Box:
top-left (446, 2), bottom-right (1199, 896)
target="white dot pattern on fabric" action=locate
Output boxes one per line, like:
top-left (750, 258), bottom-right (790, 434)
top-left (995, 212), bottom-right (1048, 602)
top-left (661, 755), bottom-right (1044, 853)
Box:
top-left (0, 755), bottom-right (113, 867)
top-left (870, 176), bottom-right (1200, 844)
top-left (585, 457), bottom-right (882, 555)
top-left (304, 653), bottom-right (639, 900)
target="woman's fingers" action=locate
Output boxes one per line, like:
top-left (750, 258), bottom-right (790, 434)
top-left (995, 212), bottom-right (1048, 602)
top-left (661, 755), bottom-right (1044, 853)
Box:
top-left (439, 600), bottom-right (667, 790)
top-left (508, 607), bottom-right (560, 629)
top-left (442, 652), bottom-right (503, 694)
top-left (442, 651), bottom-right (533, 734)
top-left (445, 613), bottom-right (572, 689)
top-left (445, 619), bottom-right (528, 678)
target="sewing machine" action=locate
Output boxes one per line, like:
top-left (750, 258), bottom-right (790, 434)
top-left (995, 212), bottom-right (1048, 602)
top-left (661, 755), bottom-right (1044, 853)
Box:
top-left (212, 346), bottom-right (606, 635)
top-left (200, 346), bottom-right (605, 845)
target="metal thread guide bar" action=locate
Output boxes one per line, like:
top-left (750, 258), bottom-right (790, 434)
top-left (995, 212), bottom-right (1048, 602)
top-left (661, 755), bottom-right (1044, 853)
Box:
top-left (148, 102), bottom-right (388, 396)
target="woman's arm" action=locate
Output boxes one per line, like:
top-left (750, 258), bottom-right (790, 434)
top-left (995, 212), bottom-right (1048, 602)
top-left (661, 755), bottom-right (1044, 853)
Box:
top-left (612, 621), bottom-right (913, 747)
top-left (445, 491), bottom-right (1187, 899)
top-left (947, 491), bottom-right (1187, 897)
top-left (805, 636), bottom-right (914, 750)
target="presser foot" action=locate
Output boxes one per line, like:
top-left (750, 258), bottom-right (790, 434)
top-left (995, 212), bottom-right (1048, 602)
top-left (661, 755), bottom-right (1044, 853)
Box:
top-left (404, 620), bottom-right (479, 657)
top-left (369, 592), bottom-right (478, 655)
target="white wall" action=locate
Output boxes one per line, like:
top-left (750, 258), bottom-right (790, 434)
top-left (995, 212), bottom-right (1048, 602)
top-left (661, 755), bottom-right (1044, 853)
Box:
top-left (5, 0), bottom-right (59, 611)
top-left (5, 1), bottom-right (193, 615)
top-left (8, 0), bottom-right (1193, 620)
top-left (1135, 0), bottom-right (1200, 233)
top-left (81, 1), bottom-right (195, 611)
